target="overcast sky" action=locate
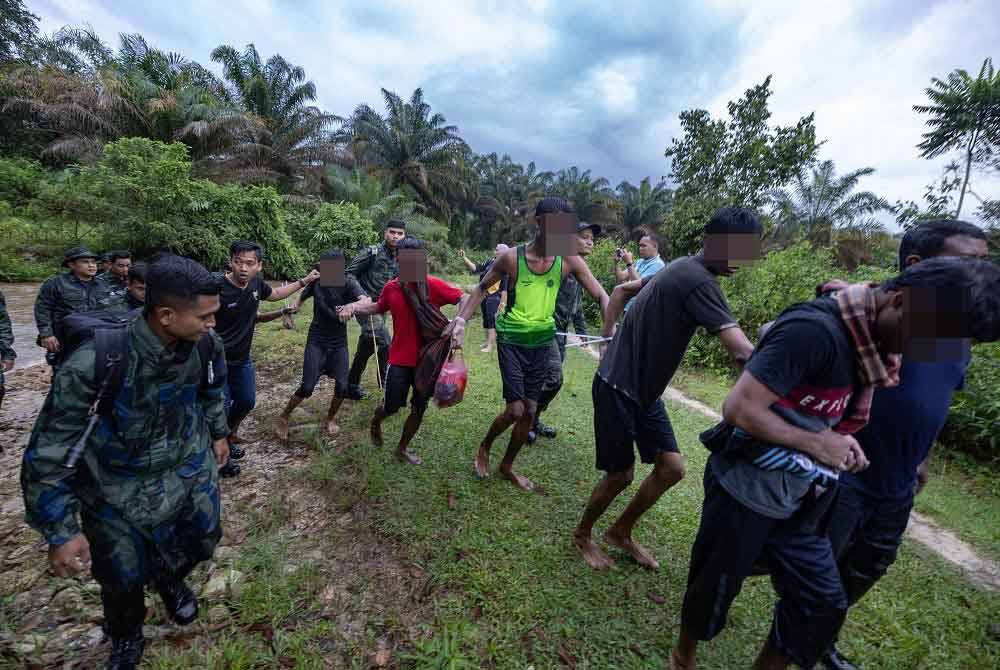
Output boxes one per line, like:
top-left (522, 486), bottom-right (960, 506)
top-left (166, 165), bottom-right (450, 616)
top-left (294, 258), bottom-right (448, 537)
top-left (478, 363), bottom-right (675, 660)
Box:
top-left (30, 0), bottom-right (1000, 222)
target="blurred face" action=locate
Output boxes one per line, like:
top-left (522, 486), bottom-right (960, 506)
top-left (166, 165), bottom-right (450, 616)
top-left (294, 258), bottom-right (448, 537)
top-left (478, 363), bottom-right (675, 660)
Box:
top-left (576, 229), bottom-right (595, 257)
top-left (112, 257), bottom-right (131, 280)
top-left (101, 260), bottom-right (111, 272)
top-left (69, 258), bottom-right (98, 280)
top-left (229, 250), bottom-right (261, 285)
top-left (127, 279), bottom-right (146, 303)
top-left (638, 236), bottom-right (657, 259)
top-left (385, 227), bottom-right (406, 248)
top-left (154, 294), bottom-right (220, 342)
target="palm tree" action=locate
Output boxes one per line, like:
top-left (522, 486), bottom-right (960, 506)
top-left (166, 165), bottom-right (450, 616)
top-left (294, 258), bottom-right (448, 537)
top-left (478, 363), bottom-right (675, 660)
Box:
top-left (552, 166), bottom-right (615, 224)
top-left (343, 88), bottom-right (468, 217)
top-left (615, 177), bottom-right (673, 240)
top-left (769, 160), bottom-right (890, 246)
top-left (209, 43), bottom-right (343, 186)
top-left (322, 166), bottom-right (414, 226)
top-left (914, 57), bottom-right (1000, 218)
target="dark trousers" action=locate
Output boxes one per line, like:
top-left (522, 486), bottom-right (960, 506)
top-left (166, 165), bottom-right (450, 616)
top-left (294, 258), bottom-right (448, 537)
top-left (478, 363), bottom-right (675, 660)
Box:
top-left (536, 339), bottom-right (564, 414)
top-left (348, 313), bottom-right (390, 387)
top-left (682, 466), bottom-right (847, 669)
top-left (828, 484), bottom-right (912, 613)
top-left (223, 358), bottom-right (255, 431)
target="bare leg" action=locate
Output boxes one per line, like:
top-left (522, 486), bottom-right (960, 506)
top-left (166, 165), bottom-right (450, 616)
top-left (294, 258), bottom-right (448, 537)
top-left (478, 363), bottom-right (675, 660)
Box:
top-left (274, 394), bottom-right (304, 441)
top-left (752, 639), bottom-right (791, 670)
top-left (572, 468), bottom-right (633, 570)
top-left (604, 452), bottom-right (685, 570)
top-left (481, 328), bottom-right (496, 353)
top-left (476, 402), bottom-right (519, 478)
top-left (396, 405), bottom-right (427, 465)
top-left (325, 396), bottom-right (344, 436)
top-left (370, 404), bottom-right (387, 447)
top-left (497, 400), bottom-right (536, 491)
top-left (672, 628), bottom-right (699, 670)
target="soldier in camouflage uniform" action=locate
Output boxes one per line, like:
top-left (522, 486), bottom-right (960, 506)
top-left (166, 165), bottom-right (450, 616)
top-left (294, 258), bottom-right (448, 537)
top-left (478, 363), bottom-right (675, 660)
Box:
top-left (34, 247), bottom-right (119, 365)
top-left (96, 250), bottom-right (131, 304)
top-left (345, 219), bottom-right (405, 398)
top-left (21, 255), bottom-right (231, 670)
top-left (533, 222), bottom-right (602, 442)
top-left (0, 288), bottom-right (15, 409)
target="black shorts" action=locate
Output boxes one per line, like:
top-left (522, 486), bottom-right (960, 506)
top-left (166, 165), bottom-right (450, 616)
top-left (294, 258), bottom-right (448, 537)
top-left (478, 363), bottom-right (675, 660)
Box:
top-left (482, 295), bottom-right (501, 330)
top-left (383, 365), bottom-right (430, 416)
top-left (295, 332), bottom-right (349, 398)
top-left (497, 341), bottom-right (552, 403)
top-left (592, 374), bottom-right (679, 473)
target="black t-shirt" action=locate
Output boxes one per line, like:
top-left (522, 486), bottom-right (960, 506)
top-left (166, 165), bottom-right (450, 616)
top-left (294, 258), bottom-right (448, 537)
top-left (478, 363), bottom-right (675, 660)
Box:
top-left (301, 277), bottom-right (366, 343)
top-left (599, 256), bottom-right (737, 407)
top-left (476, 259), bottom-right (508, 296)
top-left (214, 273), bottom-right (273, 362)
top-left (711, 297), bottom-right (859, 519)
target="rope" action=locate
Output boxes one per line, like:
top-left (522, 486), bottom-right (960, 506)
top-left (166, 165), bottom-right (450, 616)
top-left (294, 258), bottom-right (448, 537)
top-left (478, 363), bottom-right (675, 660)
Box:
top-left (370, 314), bottom-right (384, 396)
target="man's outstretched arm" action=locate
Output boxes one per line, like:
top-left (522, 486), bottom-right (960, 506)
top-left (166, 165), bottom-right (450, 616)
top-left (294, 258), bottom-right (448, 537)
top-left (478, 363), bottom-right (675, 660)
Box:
top-left (601, 279), bottom-right (643, 338)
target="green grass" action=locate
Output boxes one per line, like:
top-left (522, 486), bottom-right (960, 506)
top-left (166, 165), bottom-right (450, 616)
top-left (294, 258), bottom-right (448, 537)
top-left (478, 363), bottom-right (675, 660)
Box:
top-left (247, 308), bottom-right (1000, 669)
top-left (673, 365), bottom-right (1000, 563)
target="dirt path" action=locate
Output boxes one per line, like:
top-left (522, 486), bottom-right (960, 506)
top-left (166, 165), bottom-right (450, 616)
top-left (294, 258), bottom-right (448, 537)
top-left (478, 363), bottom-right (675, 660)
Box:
top-left (0, 359), bottom-right (435, 668)
top-left (567, 334), bottom-right (1000, 593)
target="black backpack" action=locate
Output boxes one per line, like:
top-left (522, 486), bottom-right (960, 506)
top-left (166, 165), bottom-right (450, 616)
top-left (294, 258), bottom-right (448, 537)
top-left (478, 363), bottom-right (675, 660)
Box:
top-left (59, 308), bottom-right (215, 467)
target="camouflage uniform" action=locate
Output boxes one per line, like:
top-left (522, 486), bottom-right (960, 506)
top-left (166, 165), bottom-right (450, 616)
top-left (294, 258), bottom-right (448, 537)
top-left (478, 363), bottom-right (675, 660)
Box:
top-left (97, 271), bottom-right (129, 306)
top-left (346, 243), bottom-right (398, 387)
top-left (34, 272), bottom-right (121, 355)
top-left (0, 289), bottom-right (15, 408)
top-left (20, 316), bottom-right (229, 638)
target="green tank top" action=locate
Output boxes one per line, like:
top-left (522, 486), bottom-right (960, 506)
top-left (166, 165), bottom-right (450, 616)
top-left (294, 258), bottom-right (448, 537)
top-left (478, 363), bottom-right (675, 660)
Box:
top-left (496, 246), bottom-right (562, 348)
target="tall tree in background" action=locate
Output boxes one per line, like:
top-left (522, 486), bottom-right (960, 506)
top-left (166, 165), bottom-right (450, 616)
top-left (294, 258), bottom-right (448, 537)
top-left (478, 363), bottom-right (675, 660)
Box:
top-left (615, 177), bottom-right (673, 241)
top-left (914, 57), bottom-right (1000, 218)
top-left (663, 76), bottom-right (819, 256)
top-left (769, 160), bottom-right (889, 245)
top-left (552, 166), bottom-right (615, 225)
top-left (344, 87), bottom-right (468, 218)
top-left (0, 0), bottom-right (38, 63)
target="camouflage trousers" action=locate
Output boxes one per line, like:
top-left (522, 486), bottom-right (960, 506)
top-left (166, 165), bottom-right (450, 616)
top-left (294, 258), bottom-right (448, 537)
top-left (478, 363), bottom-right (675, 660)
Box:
top-left (82, 448), bottom-right (222, 594)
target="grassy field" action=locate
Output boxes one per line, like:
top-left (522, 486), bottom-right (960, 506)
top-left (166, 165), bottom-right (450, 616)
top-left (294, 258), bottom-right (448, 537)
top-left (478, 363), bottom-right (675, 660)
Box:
top-left (228, 305), bottom-right (1000, 669)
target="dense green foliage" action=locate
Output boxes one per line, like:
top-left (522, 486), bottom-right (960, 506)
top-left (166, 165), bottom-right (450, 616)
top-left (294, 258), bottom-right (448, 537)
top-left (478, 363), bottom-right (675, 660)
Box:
top-left (945, 342), bottom-right (1000, 460)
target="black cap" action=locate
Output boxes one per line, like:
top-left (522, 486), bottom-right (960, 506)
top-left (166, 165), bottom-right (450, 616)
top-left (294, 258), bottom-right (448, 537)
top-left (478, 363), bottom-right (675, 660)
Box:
top-left (703, 207), bottom-right (762, 236)
top-left (576, 222), bottom-right (602, 236)
top-left (535, 196), bottom-right (575, 216)
top-left (63, 246), bottom-right (98, 266)
top-left (99, 252), bottom-right (111, 262)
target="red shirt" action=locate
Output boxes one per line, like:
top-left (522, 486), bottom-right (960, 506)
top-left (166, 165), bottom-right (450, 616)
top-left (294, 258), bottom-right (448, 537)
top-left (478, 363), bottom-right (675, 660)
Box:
top-left (376, 277), bottom-right (463, 367)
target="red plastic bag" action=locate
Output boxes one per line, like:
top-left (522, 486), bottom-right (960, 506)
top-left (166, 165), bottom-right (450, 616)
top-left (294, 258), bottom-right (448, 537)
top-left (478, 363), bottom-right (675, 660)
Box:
top-left (434, 349), bottom-right (468, 408)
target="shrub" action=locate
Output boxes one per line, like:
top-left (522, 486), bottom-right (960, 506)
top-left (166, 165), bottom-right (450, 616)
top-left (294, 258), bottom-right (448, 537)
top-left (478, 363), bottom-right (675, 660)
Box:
top-left (284, 201), bottom-right (378, 263)
top-left (942, 342), bottom-right (1000, 460)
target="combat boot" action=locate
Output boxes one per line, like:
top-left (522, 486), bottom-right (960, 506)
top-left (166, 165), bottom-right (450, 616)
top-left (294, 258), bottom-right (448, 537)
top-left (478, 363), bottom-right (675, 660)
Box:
top-left (106, 634), bottom-right (145, 670)
top-left (156, 577), bottom-right (199, 625)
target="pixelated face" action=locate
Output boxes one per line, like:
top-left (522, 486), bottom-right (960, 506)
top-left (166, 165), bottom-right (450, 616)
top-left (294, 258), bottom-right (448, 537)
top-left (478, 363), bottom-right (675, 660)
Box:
top-left (112, 257), bottom-right (131, 280)
top-left (703, 233), bottom-right (761, 275)
top-left (385, 226), bottom-right (406, 247)
top-left (127, 279), bottom-right (146, 304)
top-left (230, 250), bottom-right (261, 285)
top-left (937, 235), bottom-right (989, 261)
top-left (638, 236), bottom-right (657, 258)
top-left (877, 285), bottom-right (975, 357)
top-left (537, 212), bottom-right (579, 256)
top-left (69, 258), bottom-right (98, 279)
top-left (319, 258), bottom-right (346, 287)
top-left (160, 294), bottom-right (220, 342)
top-left (577, 229), bottom-right (595, 257)
top-left (398, 248), bottom-right (427, 282)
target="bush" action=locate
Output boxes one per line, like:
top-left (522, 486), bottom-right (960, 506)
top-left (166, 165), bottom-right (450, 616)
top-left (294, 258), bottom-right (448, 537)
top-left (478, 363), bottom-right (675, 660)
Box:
top-left (685, 242), bottom-right (893, 374)
top-left (284, 201), bottom-right (378, 264)
top-left (942, 342), bottom-right (1000, 460)
top-left (580, 237), bottom-right (638, 326)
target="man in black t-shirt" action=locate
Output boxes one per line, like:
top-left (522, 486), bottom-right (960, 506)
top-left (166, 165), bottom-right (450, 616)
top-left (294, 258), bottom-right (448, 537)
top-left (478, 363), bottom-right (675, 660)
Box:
top-left (672, 257), bottom-right (994, 670)
top-left (274, 249), bottom-right (370, 441)
top-left (214, 241), bottom-right (319, 477)
top-left (572, 208), bottom-right (757, 572)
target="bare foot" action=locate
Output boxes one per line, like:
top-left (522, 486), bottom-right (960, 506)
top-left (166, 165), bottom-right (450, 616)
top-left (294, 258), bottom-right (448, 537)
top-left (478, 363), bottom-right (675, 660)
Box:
top-left (474, 445), bottom-right (490, 479)
top-left (499, 466), bottom-right (535, 491)
top-left (325, 419), bottom-right (341, 437)
top-left (396, 449), bottom-right (423, 465)
top-left (274, 416), bottom-right (290, 441)
top-left (370, 420), bottom-right (383, 447)
top-left (671, 649), bottom-right (696, 670)
top-left (603, 529), bottom-right (660, 570)
top-left (573, 532), bottom-right (616, 570)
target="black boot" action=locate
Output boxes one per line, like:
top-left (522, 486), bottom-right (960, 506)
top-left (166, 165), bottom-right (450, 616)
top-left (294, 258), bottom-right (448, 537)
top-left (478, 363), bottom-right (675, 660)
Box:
top-left (156, 577), bottom-right (199, 625)
top-left (106, 634), bottom-right (145, 670)
top-left (228, 443), bottom-right (246, 460)
top-left (534, 420), bottom-right (557, 439)
top-left (218, 460), bottom-right (241, 478)
top-left (821, 644), bottom-right (859, 670)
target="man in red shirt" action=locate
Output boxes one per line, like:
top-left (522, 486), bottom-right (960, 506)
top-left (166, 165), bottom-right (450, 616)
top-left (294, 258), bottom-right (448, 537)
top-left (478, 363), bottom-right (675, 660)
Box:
top-left (346, 237), bottom-right (469, 465)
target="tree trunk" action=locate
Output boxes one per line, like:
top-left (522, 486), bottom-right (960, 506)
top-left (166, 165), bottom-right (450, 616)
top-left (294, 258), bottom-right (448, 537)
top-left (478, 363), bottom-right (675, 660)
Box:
top-left (956, 131), bottom-right (977, 219)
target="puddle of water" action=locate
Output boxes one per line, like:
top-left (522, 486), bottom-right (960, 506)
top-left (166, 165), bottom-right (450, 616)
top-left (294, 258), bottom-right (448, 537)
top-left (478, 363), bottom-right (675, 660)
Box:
top-left (1, 282), bottom-right (43, 372)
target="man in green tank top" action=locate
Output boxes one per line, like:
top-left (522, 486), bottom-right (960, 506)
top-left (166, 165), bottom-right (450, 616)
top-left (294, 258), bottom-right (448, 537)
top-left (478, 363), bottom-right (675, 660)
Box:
top-left (447, 197), bottom-right (610, 491)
